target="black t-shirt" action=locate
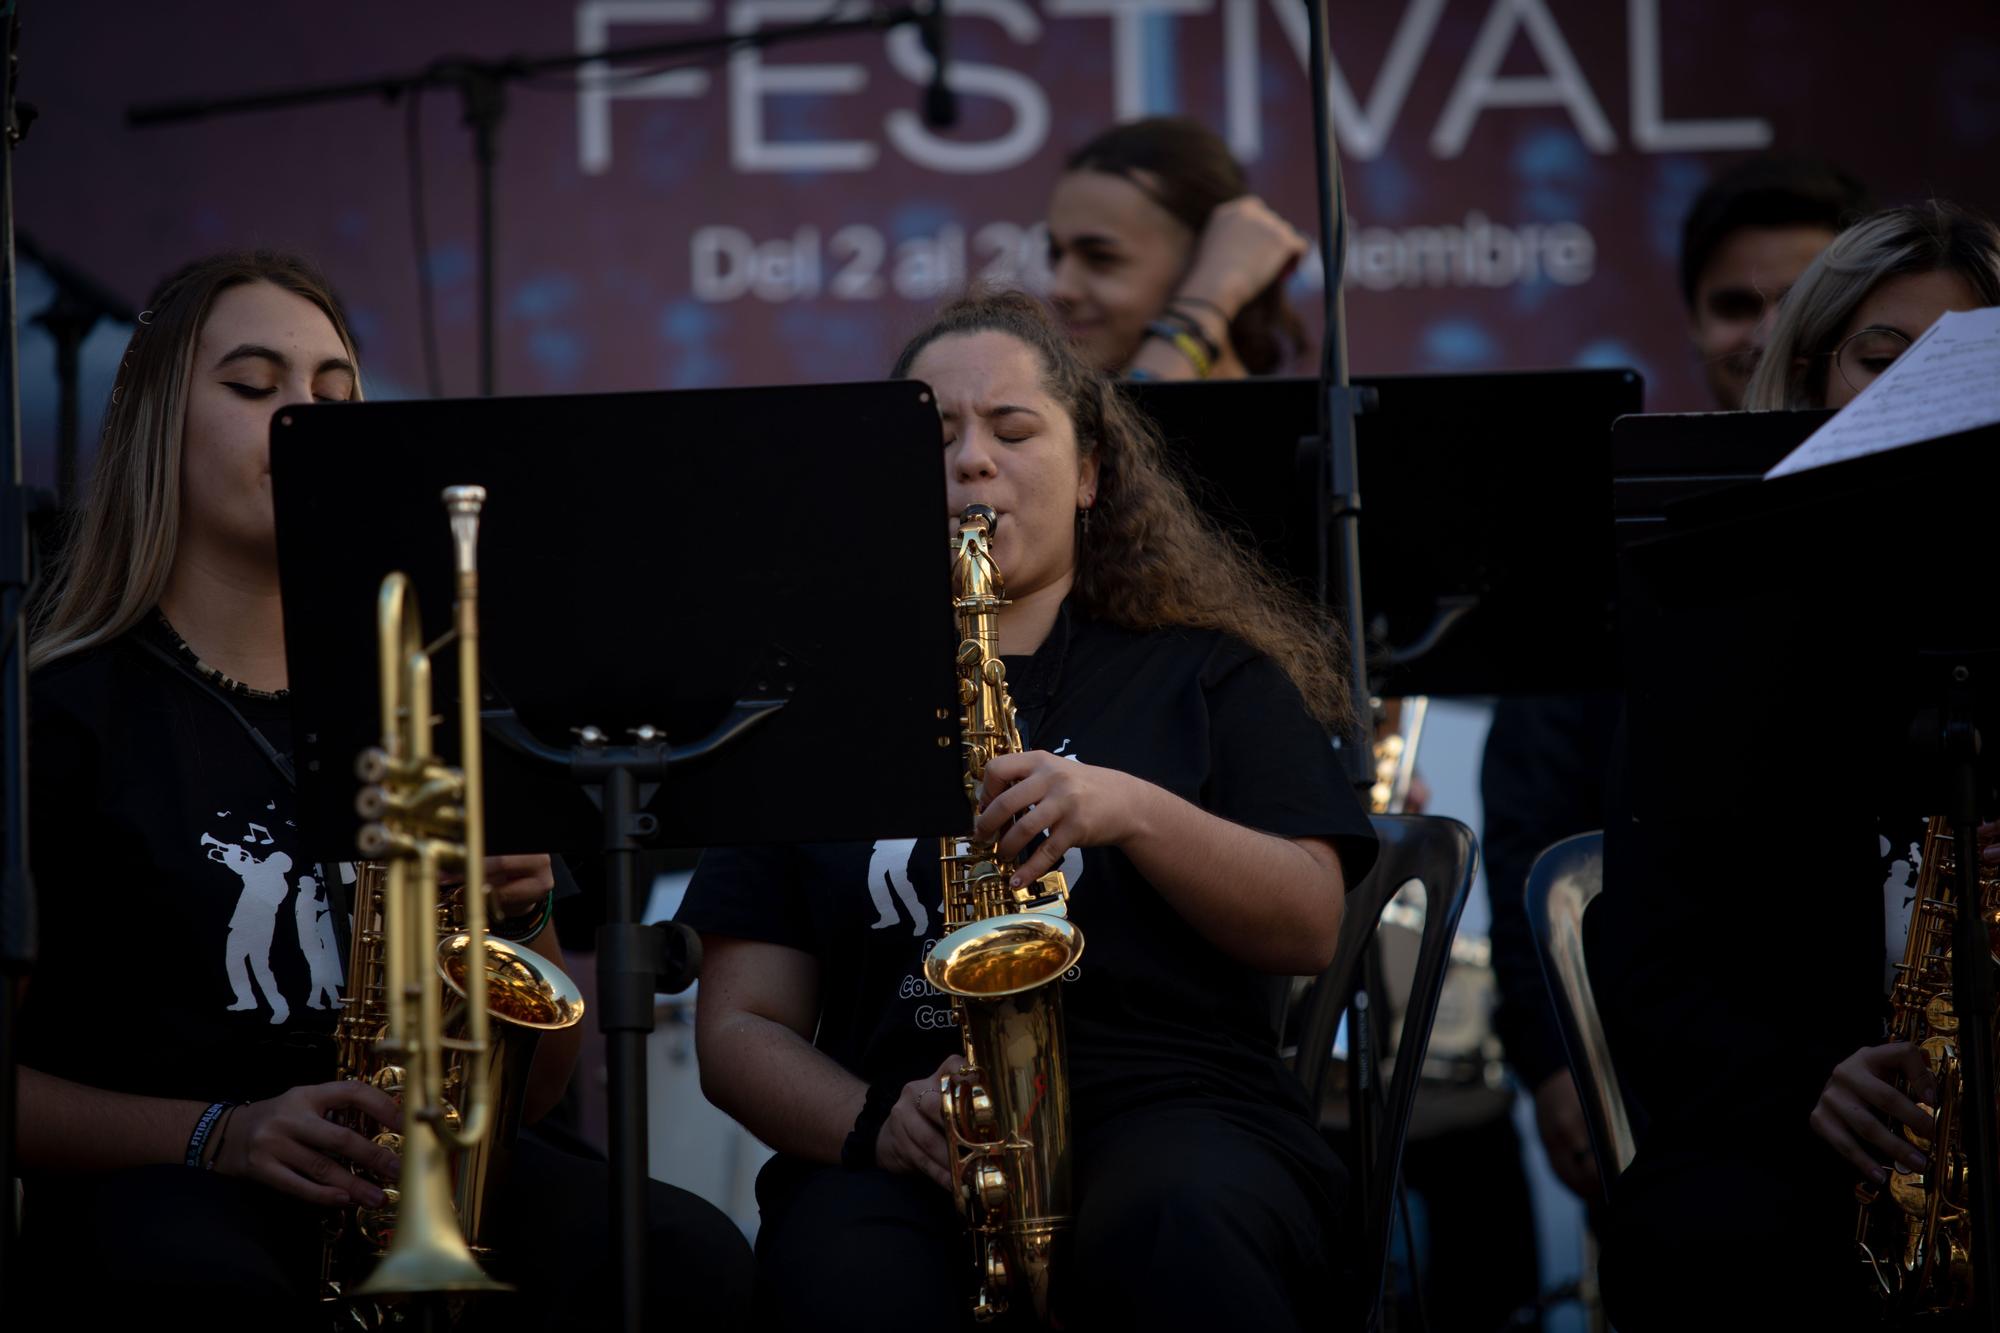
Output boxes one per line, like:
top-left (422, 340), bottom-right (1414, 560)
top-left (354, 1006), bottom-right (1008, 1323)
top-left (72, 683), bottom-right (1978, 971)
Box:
top-left (22, 623), bottom-right (352, 1101)
top-left (678, 606), bottom-right (1378, 1133)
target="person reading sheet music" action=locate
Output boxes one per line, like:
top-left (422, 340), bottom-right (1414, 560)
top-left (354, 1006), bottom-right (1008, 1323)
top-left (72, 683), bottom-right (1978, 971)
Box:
top-left (1595, 202), bottom-right (2000, 1333)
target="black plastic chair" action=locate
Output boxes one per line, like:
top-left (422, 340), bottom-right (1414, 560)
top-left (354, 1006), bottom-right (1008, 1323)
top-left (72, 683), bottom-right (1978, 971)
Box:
top-left (1523, 831), bottom-right (1635, 1204)
top-left (1290, 813), bottom-right (1479, 1332)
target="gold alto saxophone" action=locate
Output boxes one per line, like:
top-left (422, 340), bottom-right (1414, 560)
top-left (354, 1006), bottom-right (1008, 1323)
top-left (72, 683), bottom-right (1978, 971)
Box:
top-left (1856, 815), bottom-right (2000, 1317)
top-left (923, 503), bottom-right (1087, 1324)
top-left (320, 485), bottom-right (585, 1323)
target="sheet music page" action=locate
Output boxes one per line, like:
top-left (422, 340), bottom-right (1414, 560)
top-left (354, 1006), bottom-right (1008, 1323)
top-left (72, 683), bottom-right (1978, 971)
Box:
top-left (1765, 305), bottom-right (2000, 479)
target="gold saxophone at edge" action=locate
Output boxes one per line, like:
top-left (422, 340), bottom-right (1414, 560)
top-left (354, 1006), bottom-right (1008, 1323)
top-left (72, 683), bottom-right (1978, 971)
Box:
top-left (923, 504), bottom-right (1087, 1324)
top-left (320, 485), bottom-right (585, 1325)
top-left (1856, 815), bottom-right (2000, 1318)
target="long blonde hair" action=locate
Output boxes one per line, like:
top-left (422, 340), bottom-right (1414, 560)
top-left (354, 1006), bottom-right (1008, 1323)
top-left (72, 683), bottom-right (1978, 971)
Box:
top-left (28, 251), bottom-right (362, 670)
top-left (1744, 202), bottom-right (2000, 410)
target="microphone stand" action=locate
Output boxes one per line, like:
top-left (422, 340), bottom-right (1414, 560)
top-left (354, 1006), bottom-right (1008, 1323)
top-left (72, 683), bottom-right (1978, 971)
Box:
top-left (1298, 0), bottom-right (1387, 1293)
top-left (0, 3), bottom-right (33, 1312)
top-left (17, 232), bottom-right (134, 510)
top-left (126, 1), bottom-right (950, 399)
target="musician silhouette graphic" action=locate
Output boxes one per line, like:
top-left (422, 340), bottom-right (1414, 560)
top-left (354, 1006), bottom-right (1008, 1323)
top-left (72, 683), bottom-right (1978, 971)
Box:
top-left (203, 823), bottom-right (294, 1024)
top-left (293, 867), bottom-right (345, 1010)
top-left (866, 838), bottom-right (928, 936)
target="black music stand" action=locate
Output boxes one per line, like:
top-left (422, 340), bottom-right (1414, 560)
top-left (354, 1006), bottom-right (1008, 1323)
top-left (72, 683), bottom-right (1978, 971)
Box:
top-left (1127, 368), bottom-right (1643, 698)
top-left (271, 381), bottom-right (967, 1333)
top-left (1614, 419), bottom-right (2000, 1324)
top-left (1128, 367), bottom-right (1639, 1273)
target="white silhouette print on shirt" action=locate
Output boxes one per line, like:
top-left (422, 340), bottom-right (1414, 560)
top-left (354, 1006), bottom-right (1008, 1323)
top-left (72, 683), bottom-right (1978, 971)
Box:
top-left (294, 867), bottom-right (345, 1010)
top-left (866, 838), bottom-right (928, 936)
top-left (203, 822), bottom-right (294, 1024)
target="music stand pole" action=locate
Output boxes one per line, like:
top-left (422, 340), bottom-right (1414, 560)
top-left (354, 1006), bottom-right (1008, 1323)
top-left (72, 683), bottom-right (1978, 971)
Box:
top-left (0, 4), bottom-right (33, 1311)
top-left (487, 706), bottom-right (781, 1333)
top-left (1302, 0), bottom-right (1385, 1255)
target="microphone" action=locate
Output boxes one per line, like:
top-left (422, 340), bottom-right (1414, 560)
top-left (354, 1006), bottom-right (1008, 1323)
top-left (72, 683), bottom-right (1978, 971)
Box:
top-left (919, 0), bottom-right (957, 129)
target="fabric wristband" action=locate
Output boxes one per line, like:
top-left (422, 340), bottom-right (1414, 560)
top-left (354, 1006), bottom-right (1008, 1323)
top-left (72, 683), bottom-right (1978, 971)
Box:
top-left (185, 1100), bottom-right (235, 1169)
top-left (203, 1102), bottom-right (241, 1172)
top-left (841, 1079), bottom-right (903, 1171)
top-left (1157, 307), bottom-right (1222, 364)
top-left (1143, 318), bottom-right (1215, 378)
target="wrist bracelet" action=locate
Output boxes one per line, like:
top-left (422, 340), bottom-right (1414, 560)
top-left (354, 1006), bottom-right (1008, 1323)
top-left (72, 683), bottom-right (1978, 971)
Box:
top-left (1161, 308), bottom-right (1223, 365)
top-left (1144, 319), bottom-right (1215, 378)
top-left (491, 890), bottom-right (554, 942)
top-left (840, 1079), bottom-right (902, 1170)
top-left (204, 1102), bottom-right (241, 1171)
top-left (185, 1100), bottom-right (235, 1169)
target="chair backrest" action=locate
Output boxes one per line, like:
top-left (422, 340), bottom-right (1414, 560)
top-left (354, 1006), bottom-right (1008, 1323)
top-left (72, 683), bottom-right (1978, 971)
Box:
top-left (1289, 812), bottom-right (1480, 1332)
top-left (1524, 831), bottom-right (1636, 1198)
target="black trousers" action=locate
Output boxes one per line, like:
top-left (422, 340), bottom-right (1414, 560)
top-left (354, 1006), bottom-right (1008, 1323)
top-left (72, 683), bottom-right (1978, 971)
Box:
top-left (1600, 1141), bottom-right (1864, 1333)
top-left (16, 1131), bottom-right (753, 1332)
top-left (754, 1099), bottom-right (1344, 1333)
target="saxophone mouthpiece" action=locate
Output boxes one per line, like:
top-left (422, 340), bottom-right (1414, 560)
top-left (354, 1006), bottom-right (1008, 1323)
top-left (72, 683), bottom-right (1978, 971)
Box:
top-left (961, 503), bottom-right (996, 529)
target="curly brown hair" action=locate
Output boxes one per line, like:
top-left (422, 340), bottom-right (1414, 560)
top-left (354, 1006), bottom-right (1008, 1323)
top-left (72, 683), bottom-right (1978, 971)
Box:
top-left (892, 289), bottom-right (1352, 733)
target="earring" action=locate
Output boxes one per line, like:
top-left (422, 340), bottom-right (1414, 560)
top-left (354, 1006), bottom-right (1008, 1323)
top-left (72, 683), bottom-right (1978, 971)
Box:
top-left (1077, 505), bottom-right (1093, 538)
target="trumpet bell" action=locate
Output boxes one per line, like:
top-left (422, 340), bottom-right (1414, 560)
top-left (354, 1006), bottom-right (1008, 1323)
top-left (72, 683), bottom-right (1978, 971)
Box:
top-left (352, 1230), bottom-right (510, 1298)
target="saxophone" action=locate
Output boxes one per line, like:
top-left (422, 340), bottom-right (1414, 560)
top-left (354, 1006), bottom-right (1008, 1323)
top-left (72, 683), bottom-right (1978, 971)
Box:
top-left (923, 504), bottom-right (1087, 1324)
top-left (320, 485), bottom-right (585, 1323)
top-left (1856, 815), bottom-right (2000, 1317)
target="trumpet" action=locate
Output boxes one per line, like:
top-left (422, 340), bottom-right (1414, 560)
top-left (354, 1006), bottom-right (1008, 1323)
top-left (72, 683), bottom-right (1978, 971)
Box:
top-left (329, 485), bottom-right (583, 1309)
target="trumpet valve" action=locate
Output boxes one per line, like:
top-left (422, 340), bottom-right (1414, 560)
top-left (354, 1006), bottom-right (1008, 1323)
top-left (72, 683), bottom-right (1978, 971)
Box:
top-left (356, 747), bottom-right (392, 783)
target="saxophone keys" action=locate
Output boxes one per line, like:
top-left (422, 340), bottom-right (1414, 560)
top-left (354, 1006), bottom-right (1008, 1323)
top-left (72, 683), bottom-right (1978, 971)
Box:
top-left (966, 1084), bottom-right (998, 1136)
top-left (974, 1160), bottom-right (1011, 1214)
top-left (978, 1239), bottom-right (1010, 1312)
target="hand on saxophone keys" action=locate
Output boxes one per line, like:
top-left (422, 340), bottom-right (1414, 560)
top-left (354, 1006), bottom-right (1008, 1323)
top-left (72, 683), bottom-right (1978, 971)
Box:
top-left (873, 1053), bottom-right (966, 1192)
top-left (973, 749), bottom-right (1153, 888)
top-left (1809, 1041), bottom-right (1941, 1184)
top-left (212, 1082), bottom-right (404, 1210)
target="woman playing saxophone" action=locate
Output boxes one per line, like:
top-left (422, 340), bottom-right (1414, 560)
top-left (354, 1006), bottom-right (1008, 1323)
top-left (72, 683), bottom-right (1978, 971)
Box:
top-left (680, 290), bottom-right (1377, 1331)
